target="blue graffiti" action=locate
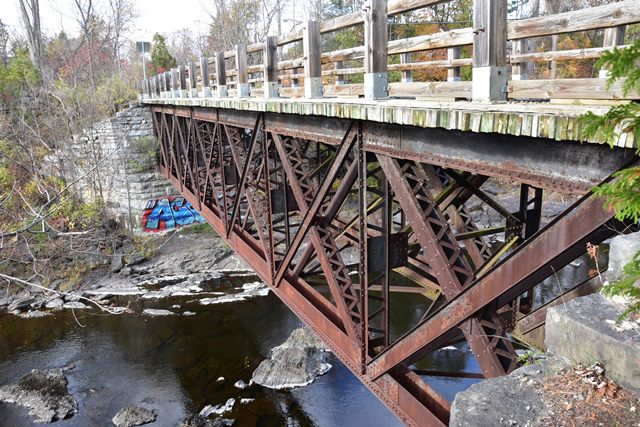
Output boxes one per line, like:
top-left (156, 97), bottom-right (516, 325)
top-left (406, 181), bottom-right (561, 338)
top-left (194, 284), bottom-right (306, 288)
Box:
top-left (143, 196), bottom-right (205, 231)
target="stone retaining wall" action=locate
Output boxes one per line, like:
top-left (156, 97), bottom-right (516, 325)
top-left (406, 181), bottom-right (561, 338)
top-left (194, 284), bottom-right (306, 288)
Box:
top-left (50, 104), bottom-right (171, 230)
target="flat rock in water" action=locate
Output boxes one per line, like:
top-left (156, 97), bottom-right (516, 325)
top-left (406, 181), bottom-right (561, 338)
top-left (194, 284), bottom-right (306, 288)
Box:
top-left (233, 380), bottom-right (249, 389)
top-left (16, 310), bottom-right (52, 319)
top-left (199, 398), bottom-right (235, 417)
top-left (8, 297), bottom-right (35, 312)
top-left (0, 368), bottom-right (78, 423)
top-left (251, 327), bottom-right (332, 390)
top-left (45, 298), bottom-right (64, 309)
top-left (63, 301), bottom-right (89, 309)
top-left (112, 406), bottom-right (157, 427)
top-left (142, 308), bottom-right (175, 316)
top-left (181, 415), bottom-right (234, 427)
top-left (199, 282), bottom-right (269, 305)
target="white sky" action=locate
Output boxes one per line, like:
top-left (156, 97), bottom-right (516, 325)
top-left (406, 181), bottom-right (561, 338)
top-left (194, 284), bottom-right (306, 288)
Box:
top-left (3, 0), bottom-right (213, 43)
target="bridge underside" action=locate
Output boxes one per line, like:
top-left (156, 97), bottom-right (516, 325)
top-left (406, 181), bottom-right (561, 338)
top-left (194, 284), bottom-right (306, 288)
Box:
top-left (151, 104), bottom-right (636, 426)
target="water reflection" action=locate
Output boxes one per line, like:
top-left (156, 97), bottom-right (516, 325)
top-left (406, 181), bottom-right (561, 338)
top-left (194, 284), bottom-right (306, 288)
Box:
top-left (0, 293), bottom-right (401, 426)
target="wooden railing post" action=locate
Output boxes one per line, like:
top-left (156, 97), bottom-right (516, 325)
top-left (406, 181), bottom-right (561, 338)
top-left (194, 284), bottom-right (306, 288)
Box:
top-left (511, 39), bottom-right (531, 80)
top-left (200, 57), bottom-right (212, 97)
top-left (600, 25), bottom-right (626, 79)
top-left (141, 79), bottom-right (149, 99)
top-left (170, 68), bottom-right (179, 98)
top-left (188, 61), bottom-right (198, 97)
top-left (178, 64), bottom-right (188, 97)
top-left (149, 76), bottom-right (160, 98)
top-left (447, 47), bottom-right (461, 82)
top-left (264, 36), bottom-right (279, 98)
top-left (236, 44), bottom-right (249, 97)
top-left (153, 75), bottom-right (160, 98)
top-left (472, 0), bottom-right (507, 101)
top-left (292, 67), bottom-right (300, 88)
top-left (162, 70), bottom-right (173, 98)
top-left (304, 20), bottom-right (323, 98)
top-left (400, 53), bottom-right (412, 83)
top-left (158, 73), bottom-right (165, 97)
top-left (335, 61), bottom-right (345, 86)
top-left (363, 0), bottom-right (388, 99)
top-left (215, 52), bottom-right (228, 97)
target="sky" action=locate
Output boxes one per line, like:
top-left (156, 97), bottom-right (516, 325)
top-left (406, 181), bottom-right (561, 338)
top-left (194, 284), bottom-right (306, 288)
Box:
top-left (3, 0), bottom-right (213, 43)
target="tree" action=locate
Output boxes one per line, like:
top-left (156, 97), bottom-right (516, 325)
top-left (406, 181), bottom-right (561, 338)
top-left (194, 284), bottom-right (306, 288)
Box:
top-left (18, 0), bottom-right (43, 71)
top-left (581, 40), bottom-right (640, 318)
top-left (150, 33), bottom-right (177, 73)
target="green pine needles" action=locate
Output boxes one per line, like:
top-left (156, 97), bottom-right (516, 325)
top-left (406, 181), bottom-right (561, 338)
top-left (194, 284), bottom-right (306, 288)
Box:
top-left (581, 38), bottom-right (640, 319)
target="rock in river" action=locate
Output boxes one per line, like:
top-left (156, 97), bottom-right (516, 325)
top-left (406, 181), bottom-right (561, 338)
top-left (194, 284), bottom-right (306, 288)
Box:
top-left (181, 415), bottom-right (234, 427)
top-left (142, 308), bottom-right (175, 316)
top-left (0, 368), bottom-right (78, 423)
top-left (252, 327), bottom-right (332, 390)
top-left (112, 406), bottom-right (157, 427)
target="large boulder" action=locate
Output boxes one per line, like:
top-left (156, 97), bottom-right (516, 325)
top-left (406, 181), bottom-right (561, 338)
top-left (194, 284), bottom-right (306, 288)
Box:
top-left (0, 368), bottom-right (78, 423)
top-left (252, 327), bottom-right (332, 390)
top-left (607, 231), bottom-right (640, 284)
top-left (545, 293), bottom-right (640, 392)
top-left (450, 357), bottom-right (568, 427)
top-left (112, 406), bottom-right (157, 427)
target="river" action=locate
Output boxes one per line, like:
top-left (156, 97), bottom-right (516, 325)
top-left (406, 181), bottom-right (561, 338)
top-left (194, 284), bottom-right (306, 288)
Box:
top-left (0, 240), bottom-right (602, 426)
top-left (0, 285), bottom-right (431, 426)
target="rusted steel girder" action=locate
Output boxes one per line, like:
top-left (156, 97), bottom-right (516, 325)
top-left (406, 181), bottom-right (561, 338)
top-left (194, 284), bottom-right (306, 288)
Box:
top-left (377, 155), bottom-right (518, 377)
top-left (155, 106), bottom-right (634, 194)
top-left (366, 193), bottom-right (622, 379)
top-left (150, 105), bottom-right (634, 427)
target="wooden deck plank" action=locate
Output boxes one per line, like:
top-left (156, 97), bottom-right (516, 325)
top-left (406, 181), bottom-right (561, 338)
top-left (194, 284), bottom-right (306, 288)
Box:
top-left (142, 95), bottom-right (634, 148)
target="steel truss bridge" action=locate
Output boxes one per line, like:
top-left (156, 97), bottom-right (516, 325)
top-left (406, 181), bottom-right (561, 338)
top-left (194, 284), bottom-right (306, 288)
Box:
top-left (142, 0), bottom-right (640, 424)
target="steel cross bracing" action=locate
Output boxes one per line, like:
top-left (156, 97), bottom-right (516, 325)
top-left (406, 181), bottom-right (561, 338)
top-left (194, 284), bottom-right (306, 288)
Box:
top-left (151, 105), bottom-right (637, 427)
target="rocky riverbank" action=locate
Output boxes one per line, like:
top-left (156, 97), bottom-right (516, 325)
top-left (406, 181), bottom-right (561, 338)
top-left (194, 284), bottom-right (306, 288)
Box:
top-left (0, 230), bottom-right (344, 426)
top-left (0, 232), bottom-right (261, 318)
top-left (452, 232), bottom-right (640, 427)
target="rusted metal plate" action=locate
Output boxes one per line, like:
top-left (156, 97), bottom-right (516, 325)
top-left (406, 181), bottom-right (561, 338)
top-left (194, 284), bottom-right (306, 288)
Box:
top-left (363, 122), bottom-right (634, 195)
top-left (265, 113), bottom-right (352, 144)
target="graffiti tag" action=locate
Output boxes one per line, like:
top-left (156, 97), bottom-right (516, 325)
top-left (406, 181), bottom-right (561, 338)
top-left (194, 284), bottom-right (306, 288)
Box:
top-left (142, 196), bottom-right (205, 232)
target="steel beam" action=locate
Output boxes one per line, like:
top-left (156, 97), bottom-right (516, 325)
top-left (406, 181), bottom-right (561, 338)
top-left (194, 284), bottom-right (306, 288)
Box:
top-left (151, 104), bottom-right (636, 427)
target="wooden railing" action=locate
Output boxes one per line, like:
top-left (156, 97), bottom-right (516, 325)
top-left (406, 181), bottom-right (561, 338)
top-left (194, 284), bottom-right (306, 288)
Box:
top-left (141, 0), bottom-right (640, 103)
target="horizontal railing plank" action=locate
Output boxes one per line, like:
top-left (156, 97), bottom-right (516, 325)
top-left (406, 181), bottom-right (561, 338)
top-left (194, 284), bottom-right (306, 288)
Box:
top-left (508, 0), bottom-right (640, 39)
top-left (509, 78), bottom-right (639, 100)
top-left (276, 0), bottom-right (450, 46)
top-left (509, 45), bottom-right (630, 63)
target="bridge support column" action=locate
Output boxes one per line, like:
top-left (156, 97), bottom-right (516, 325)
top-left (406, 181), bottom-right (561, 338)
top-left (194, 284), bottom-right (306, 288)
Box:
top-left (304, 20), bottom-right (323, 98)
top-left (472, 0), bottom-right (507, 102)
top-left (363, 0), bottom-right (388, 99)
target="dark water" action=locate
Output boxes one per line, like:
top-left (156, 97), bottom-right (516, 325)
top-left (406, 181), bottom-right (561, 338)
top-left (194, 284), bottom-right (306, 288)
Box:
top-left (0, 239), bottom-right (603, 427)
top-left (0, 288), bottom-right (415, 426)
